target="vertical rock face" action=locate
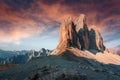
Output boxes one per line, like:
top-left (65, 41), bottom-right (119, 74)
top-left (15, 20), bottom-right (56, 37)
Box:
top-left (57, 16), bottom-right (80, 49)
top-left (89, 29), bottom-right (105, 52)
top-left (83, 24), bottom-right (89, 50)
top-left (75, 14), bottom-right (89, 50)
top-left (75, 14), bottom-right (86, 32)
top-left (56, 14), bottom-right (105, 52)
top-left (89, 26), bottom-right (105, 52)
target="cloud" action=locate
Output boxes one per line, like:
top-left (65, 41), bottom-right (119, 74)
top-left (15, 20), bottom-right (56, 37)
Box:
top-left (0, 0), bottom-right (120, 46)
top-left (0, 26), bottom-right (45, 44)
top-left (3, 0), bottom-right (34, 10)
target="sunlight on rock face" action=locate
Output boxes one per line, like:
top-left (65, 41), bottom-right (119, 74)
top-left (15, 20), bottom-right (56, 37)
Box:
top-left (54, 14), bottom-right (105, 52)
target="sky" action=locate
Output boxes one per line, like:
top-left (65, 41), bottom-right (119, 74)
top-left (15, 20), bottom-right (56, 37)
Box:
top-left (0, 0), bottom-right (120, 51)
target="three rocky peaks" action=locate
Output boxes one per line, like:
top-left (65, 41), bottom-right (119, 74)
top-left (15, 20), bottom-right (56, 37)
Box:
top-left (56, 14), bottom-right (105, 52)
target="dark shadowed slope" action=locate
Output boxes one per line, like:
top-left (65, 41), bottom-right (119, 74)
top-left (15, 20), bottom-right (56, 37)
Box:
top-left (0, 51), bottom-right (120, 80)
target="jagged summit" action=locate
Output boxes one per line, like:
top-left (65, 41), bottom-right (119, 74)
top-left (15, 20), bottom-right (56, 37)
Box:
top-left (52, 14), bottom-right (105, 56)
top-left (50, 14), bottom-right (120, 65)
top-left (75, 14), bottom-right (86, 32)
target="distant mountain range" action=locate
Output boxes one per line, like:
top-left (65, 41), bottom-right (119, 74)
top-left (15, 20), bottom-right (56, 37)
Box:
top-left (0, 48), bottom-right (52, 64)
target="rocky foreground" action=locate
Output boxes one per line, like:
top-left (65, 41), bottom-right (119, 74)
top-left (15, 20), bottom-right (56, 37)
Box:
top-left (0, 50), bottom-right (120, 80)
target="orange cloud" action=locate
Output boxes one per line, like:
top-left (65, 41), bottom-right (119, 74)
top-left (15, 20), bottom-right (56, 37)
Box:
top-left (0, 25), bottom-right (45, 44)
top-left (0, 0), bottom-right (119, 45)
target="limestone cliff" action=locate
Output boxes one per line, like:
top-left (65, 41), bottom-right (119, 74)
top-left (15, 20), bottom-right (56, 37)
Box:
top-left (53, 14), bottom-right (105, 55)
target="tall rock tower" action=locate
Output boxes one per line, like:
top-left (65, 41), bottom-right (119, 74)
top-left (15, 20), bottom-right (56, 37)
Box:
top-left (57, 16), bottom-right (81, 49)
top-left (75, 14), bottom-right (89, 50)
top-left (52, 14), bottom-right (105, 55)
top-left (89, 26), bottom-right (105, 52)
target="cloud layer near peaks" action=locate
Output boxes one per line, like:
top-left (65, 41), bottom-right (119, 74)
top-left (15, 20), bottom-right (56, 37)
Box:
top-left (0, 0), bottom-right (120, 48)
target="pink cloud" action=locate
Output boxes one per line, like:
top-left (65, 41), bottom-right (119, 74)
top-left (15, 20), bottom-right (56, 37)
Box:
top-left (0, 0), bottom-right (119, 45)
